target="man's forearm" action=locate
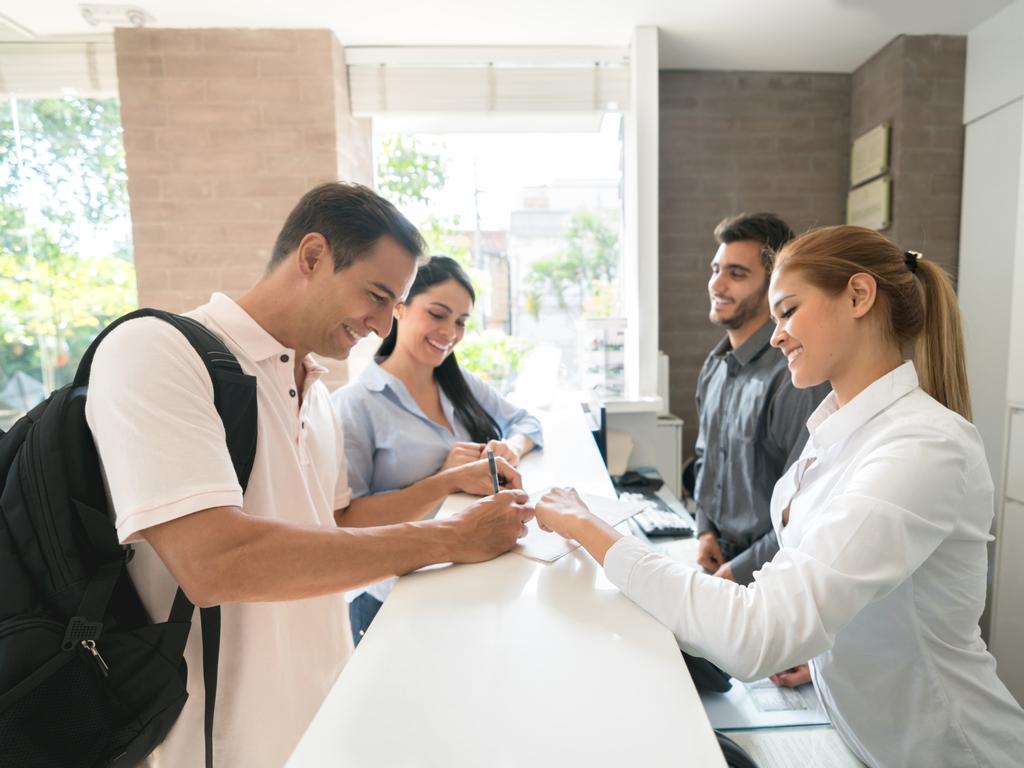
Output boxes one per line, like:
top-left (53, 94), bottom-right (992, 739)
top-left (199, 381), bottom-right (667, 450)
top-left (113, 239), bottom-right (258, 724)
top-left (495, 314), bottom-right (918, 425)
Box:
top-left (335, 472), bottom-right (455, 527)
top-left (145, 506), bottom-right (462, 607)
top-left (695, 506), bottom-right (716, 537)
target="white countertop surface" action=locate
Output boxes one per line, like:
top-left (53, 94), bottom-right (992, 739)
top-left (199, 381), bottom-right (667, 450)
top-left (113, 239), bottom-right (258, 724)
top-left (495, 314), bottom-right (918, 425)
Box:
top-left (288, 403), bottom-right (725, 767)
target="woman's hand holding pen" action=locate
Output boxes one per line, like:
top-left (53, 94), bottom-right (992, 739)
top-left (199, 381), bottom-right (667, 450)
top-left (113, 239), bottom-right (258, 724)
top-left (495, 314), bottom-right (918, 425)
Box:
top-left (482, 439), bottom-right (521, 467)
top-left (439, 439), bottom-right (528, 475)
top-left (440, 442), bottom-right (486, 471)
top-left (442, 455), bottom-right (522, 496)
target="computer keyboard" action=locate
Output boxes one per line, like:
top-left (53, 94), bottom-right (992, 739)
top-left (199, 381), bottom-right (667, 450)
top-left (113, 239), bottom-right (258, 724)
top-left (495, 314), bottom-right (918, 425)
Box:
top-left (619, 492), bottom-right (694, 538)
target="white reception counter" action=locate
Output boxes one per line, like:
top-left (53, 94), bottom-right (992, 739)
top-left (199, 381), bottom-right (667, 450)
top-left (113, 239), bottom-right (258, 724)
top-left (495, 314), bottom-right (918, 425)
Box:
top-left (288, 403), bottom-right (724, 768)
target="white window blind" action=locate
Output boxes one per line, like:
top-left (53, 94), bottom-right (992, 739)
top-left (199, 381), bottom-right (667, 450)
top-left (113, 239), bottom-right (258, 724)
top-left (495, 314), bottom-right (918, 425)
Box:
top-left (345, 47), bottom-right (629, 115)
top-left (0, 42), bottom-right (117, 98)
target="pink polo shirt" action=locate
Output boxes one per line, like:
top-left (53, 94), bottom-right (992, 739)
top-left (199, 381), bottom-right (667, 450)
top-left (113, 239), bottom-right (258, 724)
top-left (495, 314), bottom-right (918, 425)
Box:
top-left (86, 293), bottom-right (352, 768)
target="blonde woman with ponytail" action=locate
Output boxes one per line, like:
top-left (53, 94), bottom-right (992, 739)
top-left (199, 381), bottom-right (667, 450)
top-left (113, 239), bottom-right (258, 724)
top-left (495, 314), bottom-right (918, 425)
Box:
top-left (534, 226), bottom-right (1024, 767)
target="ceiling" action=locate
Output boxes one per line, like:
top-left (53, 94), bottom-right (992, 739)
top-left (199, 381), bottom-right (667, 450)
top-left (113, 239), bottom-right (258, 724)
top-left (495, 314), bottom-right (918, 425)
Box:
top-left (0, 0), bottom-right (1012, 72)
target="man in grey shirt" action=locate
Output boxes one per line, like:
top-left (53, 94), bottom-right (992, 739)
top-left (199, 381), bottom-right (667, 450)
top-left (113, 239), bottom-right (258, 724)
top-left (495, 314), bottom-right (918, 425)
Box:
top-left (694, 213), bottom-right (830, 585)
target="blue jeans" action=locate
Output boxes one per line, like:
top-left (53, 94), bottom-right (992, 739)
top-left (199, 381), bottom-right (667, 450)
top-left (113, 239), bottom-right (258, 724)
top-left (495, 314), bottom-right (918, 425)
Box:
top-left (349, 592), bottom-right (383, 647)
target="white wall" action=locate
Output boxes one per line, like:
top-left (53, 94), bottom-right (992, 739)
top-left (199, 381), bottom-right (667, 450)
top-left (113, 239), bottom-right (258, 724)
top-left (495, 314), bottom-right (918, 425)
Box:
top-left (959, 101), bottom-right (1023, 502)
top-left (961, 0), bottom-right (1024, 704)
top-left (963, 0), bottom-right (1024, 125)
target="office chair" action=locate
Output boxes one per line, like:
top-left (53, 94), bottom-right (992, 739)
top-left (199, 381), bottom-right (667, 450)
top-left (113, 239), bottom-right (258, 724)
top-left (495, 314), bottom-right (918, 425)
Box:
top-left (716, 731), bottom-right (760, 768)
top-left (682, 651), bottom-right (732, 693)
top-left (681, 455), bottom-right (697, 500)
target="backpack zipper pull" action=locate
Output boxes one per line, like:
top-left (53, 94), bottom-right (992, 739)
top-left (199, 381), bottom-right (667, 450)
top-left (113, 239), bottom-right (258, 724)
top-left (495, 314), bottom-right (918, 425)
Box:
top-left (81, 639), bottom-right (110, 677)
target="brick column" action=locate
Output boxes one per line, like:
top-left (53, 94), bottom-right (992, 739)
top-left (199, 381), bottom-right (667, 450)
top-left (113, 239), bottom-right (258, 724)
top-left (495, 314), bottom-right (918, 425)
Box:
top-left (115, 28), bottom-right (372, 387)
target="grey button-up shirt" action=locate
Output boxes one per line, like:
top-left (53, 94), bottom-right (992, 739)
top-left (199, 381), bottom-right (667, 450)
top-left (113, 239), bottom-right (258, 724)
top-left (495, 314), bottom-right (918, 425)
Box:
top-left (694, 321), bottom-right (830, 584)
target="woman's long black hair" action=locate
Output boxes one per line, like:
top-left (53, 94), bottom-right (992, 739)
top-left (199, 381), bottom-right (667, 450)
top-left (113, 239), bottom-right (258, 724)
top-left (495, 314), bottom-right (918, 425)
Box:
top-left (376, 256), bottom-right (502, 443)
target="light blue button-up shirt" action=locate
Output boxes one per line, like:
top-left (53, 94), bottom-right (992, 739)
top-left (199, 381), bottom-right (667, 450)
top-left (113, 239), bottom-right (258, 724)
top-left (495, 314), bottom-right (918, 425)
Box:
top-left (331, 359), bottom-right (543, 602)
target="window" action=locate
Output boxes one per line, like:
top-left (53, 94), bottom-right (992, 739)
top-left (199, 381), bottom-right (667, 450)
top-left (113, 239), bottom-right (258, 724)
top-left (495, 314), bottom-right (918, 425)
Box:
top-left (371, 118), bottom-right (625, 403)
top-left (342, 44), bottom-right (648, 404)
top-left (0, 95), bottom-right (136, 428)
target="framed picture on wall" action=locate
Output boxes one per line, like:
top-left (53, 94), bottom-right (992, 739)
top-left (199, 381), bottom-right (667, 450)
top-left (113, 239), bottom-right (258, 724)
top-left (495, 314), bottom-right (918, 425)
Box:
top-left (850, 123), bottom-right (890, 187)
top-left (846, 175), bottom-right (891, 230)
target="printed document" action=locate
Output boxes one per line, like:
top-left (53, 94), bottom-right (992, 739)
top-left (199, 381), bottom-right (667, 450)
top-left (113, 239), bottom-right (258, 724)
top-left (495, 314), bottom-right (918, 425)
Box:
top-left (729, 727), bottom-right (865, 768)
top-left (702, 678), bottom-right (830, 730)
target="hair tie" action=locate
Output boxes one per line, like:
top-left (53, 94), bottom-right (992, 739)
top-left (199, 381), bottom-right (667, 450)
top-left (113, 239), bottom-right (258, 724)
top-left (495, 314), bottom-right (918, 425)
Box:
top-left (904, 250), bottom-right (922, 274)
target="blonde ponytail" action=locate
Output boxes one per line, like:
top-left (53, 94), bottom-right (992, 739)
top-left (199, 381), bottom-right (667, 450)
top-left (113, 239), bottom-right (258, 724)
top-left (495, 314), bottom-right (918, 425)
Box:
top-left (913, 259), bottom-right (972, 421)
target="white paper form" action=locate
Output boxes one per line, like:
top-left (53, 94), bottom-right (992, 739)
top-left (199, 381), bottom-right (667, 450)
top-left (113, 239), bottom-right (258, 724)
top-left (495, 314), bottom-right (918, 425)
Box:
top-left (514, 492), bottom-right (646, 562)
top-left (701, 679), bottom-right (830, 731)
top-left (729, 727), bottom-right (865, 768)
top-left (437, 490), bottom-right (647, 563)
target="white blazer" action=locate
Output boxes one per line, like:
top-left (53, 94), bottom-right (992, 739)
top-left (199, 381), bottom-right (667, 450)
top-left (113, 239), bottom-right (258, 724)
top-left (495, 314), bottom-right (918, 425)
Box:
top-left (606, 362), bottom-right (1024, 768)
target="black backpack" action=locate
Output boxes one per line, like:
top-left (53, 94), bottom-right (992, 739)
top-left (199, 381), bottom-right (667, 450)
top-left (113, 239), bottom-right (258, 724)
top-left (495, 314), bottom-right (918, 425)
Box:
top-left (0, 309), bottom-right (258, 768)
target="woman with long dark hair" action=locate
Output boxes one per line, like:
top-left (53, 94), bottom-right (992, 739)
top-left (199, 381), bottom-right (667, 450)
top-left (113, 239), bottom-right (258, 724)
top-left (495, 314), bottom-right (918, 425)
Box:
top-left (332, 256), bottom-right (542, 644)
top-left (534, 226), bottom-right (1024, 767)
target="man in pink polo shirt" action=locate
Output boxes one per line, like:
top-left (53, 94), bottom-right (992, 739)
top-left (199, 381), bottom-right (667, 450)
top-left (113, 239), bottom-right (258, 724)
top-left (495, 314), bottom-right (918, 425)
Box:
top-left (85, 183), bottom-right (532, 768)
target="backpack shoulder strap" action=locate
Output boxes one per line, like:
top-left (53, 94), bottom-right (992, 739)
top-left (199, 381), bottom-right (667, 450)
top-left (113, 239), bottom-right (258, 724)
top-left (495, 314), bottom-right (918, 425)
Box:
top-left (80, 308), bottom-right (257, 768)
top-left (160, 313), bottom-right (258, 494)
top-left (75, 308), bottom-right (258, 491)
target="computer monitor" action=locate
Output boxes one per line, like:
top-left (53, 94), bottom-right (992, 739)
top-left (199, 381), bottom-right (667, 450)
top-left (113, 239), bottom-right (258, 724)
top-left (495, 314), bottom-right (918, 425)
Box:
top-left (582, 391), bottom-right (607, 466)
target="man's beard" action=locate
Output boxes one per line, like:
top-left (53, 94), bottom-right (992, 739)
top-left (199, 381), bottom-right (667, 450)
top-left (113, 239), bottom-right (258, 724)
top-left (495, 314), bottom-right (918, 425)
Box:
top-left (710, 284), bottom-right (768, 330)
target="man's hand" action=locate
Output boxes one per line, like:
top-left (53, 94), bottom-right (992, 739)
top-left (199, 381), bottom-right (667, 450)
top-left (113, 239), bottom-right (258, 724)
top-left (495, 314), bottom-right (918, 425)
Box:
top-left (483, 438), bottom-right (522, 467)
top-left (443, 455), bottom-right (521, 496)
top-left (770, 663), bottom-right (811, 688)
top-left (448, 490), bottom-right (534, 562)
top-left (440, 441), bottom-right (485, 472)
top-left (534, 486), bottom-right (591, 538)
top-left (713, 562), bottom-right (736, 582)
top-left (697, 531), bottom-right (725, 573)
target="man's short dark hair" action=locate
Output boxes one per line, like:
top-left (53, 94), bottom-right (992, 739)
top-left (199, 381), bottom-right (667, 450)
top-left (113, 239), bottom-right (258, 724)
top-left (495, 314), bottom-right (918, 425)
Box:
top-left (713, 212), bottom-right (795, 272)
top-left (268, 182), bottom-right (426, 272)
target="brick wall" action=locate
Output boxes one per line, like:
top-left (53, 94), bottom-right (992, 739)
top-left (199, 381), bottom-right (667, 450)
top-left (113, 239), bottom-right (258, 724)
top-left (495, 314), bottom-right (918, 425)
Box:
top-left (115, 28), bottom-right (372, 388)
top-left (850, 38), bottom-right (904, 155)
top-left (659, 38), bottom-right (965, 459)
top-left (659, 71), bottom-right (851, 455)
top-left (852, 35), bottom-right (965, 279)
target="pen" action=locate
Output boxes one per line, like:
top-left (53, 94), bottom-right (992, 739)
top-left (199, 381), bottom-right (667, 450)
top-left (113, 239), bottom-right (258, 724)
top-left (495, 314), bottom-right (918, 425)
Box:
top-left (486, 448), bottom-right (500, 494)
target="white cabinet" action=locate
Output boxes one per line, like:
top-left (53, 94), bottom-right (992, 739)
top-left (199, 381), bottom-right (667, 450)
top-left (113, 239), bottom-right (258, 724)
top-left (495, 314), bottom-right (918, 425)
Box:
top-left (959, 2), bottom-right (1024, 706)
top-left (606, 409), bottom-right (684, 497)
top-left (960, 53), bottom-right (1024, 668)
top-left (991, 405), bottom-right (1024, 705)
top-left (991, 499), bottom-right (1024, 704)
top-left (959, 99), bottom-right (1023, 503)
top-left (655, 414), bottom-right (684, 498)
top-left (1005, 408), bottom-right (1024, 504)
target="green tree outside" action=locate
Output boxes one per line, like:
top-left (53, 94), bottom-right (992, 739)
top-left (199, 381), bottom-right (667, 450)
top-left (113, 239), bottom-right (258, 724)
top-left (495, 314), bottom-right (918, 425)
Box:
top-left (375, 134), bottom-right (471, 267)
top-left (374, 133), bottom-right (531, 392)
top-left (525, 210), bottom-right (620, 320)
top-left (375, 134), bottom-right (445, 208)
top-left (0, 96), bottom-right (136, 404)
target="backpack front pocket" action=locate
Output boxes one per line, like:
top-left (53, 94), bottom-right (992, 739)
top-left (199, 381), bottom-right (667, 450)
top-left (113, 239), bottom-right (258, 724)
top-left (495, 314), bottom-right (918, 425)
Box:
top-left (0, 616), bottom-right (113, 768)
